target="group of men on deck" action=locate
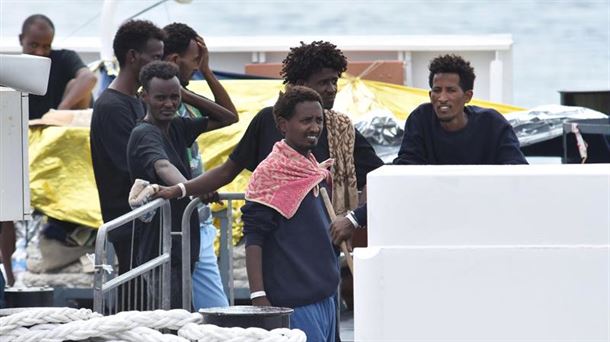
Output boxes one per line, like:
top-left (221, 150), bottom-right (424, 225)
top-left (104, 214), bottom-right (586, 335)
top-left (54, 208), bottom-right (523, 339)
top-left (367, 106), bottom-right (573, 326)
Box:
top-left (0, 13), bottom-right (527, 341)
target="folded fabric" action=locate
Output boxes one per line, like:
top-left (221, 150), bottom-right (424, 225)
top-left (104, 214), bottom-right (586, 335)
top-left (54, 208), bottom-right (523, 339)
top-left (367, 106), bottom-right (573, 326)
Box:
top-left (27, 234), bottom-right (94, 273)
top-left (245, 140), bottom-right (333, 219)
top-left (324, 109), bottom-right (358, 216)
top-left (29, 108), bottom-right (93, 127)
top-left (128, 179), bottom-right (159, 222)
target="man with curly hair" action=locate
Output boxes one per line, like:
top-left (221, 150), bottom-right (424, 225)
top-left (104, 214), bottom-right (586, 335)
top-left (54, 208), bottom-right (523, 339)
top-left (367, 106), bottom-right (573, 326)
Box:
top-left (330, 54), bottom-right (527, 243)
top-left (157, 41), bottom-right (383, 216)
top-left (153, 40), bottom-right (380, 341)
top-left (90, 20), bottom-right (165, 277)
top-left (162, 22), bottom-right (238, 309)
top-left (242, 86), bottom-right (339, 341)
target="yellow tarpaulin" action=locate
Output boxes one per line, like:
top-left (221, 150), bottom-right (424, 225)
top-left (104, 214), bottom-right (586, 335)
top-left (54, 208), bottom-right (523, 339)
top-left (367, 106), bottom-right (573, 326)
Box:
top-left (29, 78), bottom-right (524, 234)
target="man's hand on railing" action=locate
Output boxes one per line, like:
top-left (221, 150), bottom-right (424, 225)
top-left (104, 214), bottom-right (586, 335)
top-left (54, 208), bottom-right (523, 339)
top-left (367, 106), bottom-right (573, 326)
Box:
top-left (129, 179), bottom-right (160, 222)
top-left (129, 179), bottom-right (159, 208)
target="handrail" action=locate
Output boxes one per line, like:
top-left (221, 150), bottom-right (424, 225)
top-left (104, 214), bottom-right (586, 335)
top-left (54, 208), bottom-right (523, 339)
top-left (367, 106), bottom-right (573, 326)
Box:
top-left (93, 198), bottom-right (172, 314)
top-left (181, 193), bottom-right (245, 308)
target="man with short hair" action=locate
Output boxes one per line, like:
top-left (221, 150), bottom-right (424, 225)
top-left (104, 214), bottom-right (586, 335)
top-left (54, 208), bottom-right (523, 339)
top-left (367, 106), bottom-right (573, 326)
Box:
top-left (155, 42), bottom-right (381, 340)
top-left (90, 19), bottom-right (165, 276)
top-left (127, 61), bottom-right (213, 309)
top-left (243, 85), bottom-right (339, 341)
top-left (162, 22), bottom-right (238, 309)
top-left (157, 41), bottom-right (383, 216)
top-left (20, 14), bottom-right (96, 119)
top-left (330, 54), bottom-right (528, 244)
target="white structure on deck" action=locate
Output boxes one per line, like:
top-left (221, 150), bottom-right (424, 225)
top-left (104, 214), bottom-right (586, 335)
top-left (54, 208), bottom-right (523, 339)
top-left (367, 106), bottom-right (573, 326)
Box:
top-left (355, 164), bottom-right (610, 341)
top-left (0, 54), bottom-right (50, 221)
top-left (0, 34), bottom-right (513, 103)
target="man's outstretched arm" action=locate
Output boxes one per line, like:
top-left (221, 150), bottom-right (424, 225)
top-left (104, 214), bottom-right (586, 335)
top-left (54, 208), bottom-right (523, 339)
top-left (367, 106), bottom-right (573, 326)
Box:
top-left (156, 158), bottom-right (243, 199)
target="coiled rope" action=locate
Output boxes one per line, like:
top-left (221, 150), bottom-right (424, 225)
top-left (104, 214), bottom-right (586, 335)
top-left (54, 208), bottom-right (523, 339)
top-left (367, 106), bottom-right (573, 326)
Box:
top-left (0, 307), bottom-right (306, 342)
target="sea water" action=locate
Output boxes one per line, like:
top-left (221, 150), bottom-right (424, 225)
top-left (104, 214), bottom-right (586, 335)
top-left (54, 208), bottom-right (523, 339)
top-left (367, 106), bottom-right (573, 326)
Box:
top-left (0, 0), bottom-right (608, 108)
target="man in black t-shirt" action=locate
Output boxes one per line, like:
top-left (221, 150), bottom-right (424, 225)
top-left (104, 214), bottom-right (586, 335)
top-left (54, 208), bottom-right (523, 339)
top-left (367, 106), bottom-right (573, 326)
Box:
top-left (90, 20), bottom-right (165, 276)
top-left (127, 61), bottom-right (211, 308)
top-left (19, 14), bottom-right (96, 119)
top-left (157, 41), bottom-right (383, 203)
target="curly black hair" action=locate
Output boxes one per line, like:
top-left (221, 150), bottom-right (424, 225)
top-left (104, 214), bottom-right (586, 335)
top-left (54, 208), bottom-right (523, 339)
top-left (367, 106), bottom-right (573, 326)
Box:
top-left (280, 41), bottom-right (348, 84)
top-left (273, 85), bottom-right (323, 124)
top-left (139, 61), bottom-right (179, 91)
top-left (428, 54), bottom-right (476, 91)
top-left (162, 22), bottom-right (198, 57)
top-left (113, 20), bottom-right (166, 67)
top-left (21, 14), bottom-right (54, 34)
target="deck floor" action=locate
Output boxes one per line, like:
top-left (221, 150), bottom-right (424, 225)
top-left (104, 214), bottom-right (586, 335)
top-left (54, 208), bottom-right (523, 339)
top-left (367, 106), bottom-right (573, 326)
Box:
top-left (340, 310), bottom-right (354, 341)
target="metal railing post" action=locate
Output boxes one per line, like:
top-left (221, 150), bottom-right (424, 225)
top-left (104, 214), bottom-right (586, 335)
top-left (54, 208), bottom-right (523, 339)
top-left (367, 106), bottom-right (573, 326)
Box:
top-left (180, 198), bottom-right (200, 310)
top-left (93, 198), bottom-right (172, 314)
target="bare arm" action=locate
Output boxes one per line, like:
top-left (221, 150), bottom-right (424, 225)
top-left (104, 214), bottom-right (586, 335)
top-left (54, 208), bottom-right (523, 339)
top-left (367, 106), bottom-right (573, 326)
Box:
top-left (153, 159), bottom-right (188, 185)
top-left (155, 158), bottom-right (243, 199)
top-left (246, 244), bottom-right (271, 306)
top-left (57, 68), bottom-right (97, 110)
top-left (196, 36), bottom-right (237, 118)
top-left (181, 89), bottom-right (237, 131)
top-left (181, 36), bottom-right (238, 131)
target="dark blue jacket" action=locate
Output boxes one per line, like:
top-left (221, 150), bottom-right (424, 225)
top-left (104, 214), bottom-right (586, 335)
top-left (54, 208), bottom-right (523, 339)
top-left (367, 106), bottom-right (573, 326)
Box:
top-left (394, 103), bottom-right (527, 165)
top-left (242, 183), bottom-right (339, 308)
top-left (353, 103), bottom-right (527, 225)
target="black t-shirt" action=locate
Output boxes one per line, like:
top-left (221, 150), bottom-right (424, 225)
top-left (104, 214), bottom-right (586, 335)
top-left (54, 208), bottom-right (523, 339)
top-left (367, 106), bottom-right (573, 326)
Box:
top-left (29, 49), bottom-right (86, 119)
top-left (127, 116), bottom-right (209, 265)
top-left (90, 88), bottom-right (146, 223)
top-left (229, 107), bottom-right (383, 189)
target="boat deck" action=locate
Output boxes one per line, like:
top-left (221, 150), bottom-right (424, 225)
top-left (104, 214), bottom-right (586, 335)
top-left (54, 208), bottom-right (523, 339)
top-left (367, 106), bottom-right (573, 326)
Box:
top-left (340, 310), bottom-right (355, 341)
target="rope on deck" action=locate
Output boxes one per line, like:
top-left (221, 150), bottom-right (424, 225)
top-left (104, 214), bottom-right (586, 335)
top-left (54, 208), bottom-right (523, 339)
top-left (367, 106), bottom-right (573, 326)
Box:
top-left (178, 322), bottom-right (307, 342)
top-left (0, 307), bottom-right (306, 342)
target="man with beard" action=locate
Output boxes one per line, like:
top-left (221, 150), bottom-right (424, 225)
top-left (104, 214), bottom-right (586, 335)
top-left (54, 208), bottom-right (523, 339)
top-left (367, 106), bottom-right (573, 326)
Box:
top-left (330, 54), bottom-right (527, 245)
top-left (156, 41), bottom-right (383, 217)
top-left (154, 41), bottom-right (382, 341)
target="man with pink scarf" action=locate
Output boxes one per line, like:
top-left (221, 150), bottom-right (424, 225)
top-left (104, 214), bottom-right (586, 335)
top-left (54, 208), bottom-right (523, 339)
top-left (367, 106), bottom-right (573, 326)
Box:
top-left (242, 86), bottom-right (339, 342)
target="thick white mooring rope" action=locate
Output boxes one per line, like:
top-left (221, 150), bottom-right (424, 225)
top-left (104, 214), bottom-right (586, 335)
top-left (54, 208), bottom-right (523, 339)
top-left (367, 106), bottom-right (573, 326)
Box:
top-left (0, 307), bottom-right (307, 342)
top-left (178, 322), bottom-right (307, 342)
top-left (0, 307), bottom-right (101, 334)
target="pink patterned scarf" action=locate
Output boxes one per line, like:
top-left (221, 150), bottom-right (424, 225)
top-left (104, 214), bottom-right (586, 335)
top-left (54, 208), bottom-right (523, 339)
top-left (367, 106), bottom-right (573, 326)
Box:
top-left (245, 140), bottom-right (333, 219)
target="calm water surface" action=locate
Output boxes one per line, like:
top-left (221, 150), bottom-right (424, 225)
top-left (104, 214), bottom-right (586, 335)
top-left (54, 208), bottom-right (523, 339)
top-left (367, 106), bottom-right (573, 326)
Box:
top-left (1, 0), bottom-right (609, 108)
